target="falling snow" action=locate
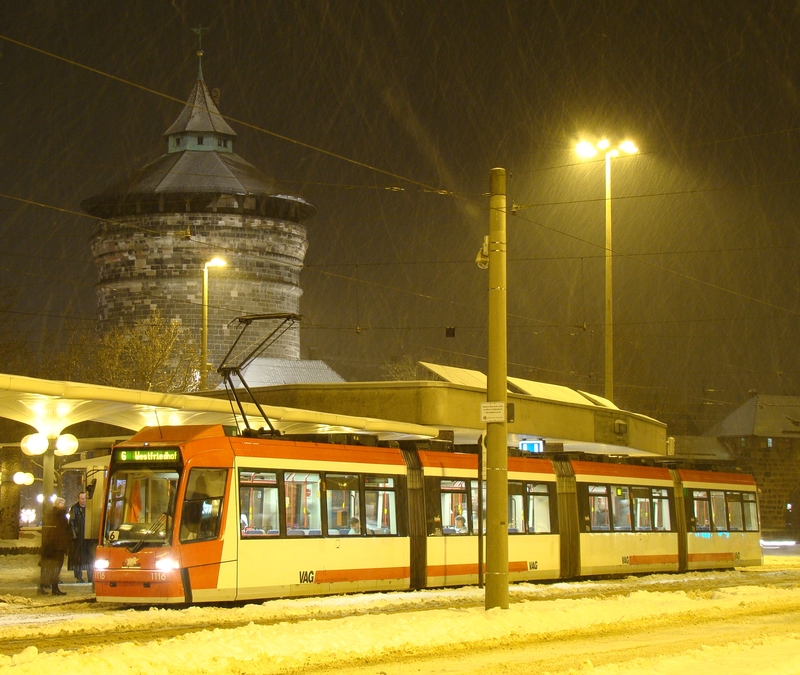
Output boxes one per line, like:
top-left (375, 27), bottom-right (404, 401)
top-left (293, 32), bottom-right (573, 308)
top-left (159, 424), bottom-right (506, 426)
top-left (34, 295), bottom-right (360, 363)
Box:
top-left (2, 2), bottom-right (800, 433)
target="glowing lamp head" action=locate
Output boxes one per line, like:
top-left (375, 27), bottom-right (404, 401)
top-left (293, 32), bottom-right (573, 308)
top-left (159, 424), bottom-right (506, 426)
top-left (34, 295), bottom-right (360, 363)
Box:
top-left (619, 140), bottom-right (638, 154)
top-left (21, 433), bottom-right (48, 456)
top-left (13, 472), bottom-right (35, 486)
top-left (54, 433), bottom-right (79, 456)
top-left (575, 140), bottom-right (598, 159)
top-left (204, 257), bottom-right (227, 270)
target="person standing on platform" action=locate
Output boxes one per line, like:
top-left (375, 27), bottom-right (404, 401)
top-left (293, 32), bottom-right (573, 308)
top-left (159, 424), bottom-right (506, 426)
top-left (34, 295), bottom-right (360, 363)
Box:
top-left (68, 492), bottom-right (90, 582)
top-left (39, 498), bottom-right (71, 595)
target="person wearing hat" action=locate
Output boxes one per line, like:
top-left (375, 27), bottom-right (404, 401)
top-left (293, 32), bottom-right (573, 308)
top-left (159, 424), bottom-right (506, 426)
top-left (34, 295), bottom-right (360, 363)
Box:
top-left (38, 498), bottom-right (72, 595)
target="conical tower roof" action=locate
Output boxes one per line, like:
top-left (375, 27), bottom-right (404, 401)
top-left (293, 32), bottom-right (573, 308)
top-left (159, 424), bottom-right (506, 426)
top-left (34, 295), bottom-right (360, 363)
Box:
top-left (163, 78), bottom-right (236, 137)
top-left (81, 75), bottom-right (315, 223)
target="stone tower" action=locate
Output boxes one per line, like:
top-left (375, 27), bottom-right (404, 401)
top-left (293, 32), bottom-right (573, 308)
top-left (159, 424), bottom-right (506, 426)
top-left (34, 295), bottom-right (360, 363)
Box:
top-left (81, 60), bottom-right (315, 386)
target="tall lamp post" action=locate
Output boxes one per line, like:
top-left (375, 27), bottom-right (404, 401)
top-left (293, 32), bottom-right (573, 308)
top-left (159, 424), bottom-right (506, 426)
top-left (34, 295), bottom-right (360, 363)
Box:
top-left (201, 257), bottom-right (226, 390)
top-left (575, 138), bottom-right (638, 402)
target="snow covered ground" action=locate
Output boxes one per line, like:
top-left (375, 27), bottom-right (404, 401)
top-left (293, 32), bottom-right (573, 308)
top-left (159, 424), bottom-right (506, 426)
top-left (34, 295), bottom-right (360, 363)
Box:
top-left (1, 538), bottom-right (800, 674)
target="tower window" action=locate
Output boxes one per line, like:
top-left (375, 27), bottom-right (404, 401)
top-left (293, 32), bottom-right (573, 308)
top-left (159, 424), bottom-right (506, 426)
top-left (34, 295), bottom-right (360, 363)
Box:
top-left (174, 136), bottom-right (180, 146)
top-left (197, 136), bottom-right (204, 145)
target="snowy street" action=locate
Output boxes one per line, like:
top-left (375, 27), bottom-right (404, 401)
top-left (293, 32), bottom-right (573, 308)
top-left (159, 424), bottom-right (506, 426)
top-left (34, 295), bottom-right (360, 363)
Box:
top-left (1, 553), bottom-right (800, 674)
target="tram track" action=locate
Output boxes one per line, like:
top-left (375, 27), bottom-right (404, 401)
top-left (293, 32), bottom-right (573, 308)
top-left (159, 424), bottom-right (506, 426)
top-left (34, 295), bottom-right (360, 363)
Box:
top-left (2, 565), bottom-right (799, 657)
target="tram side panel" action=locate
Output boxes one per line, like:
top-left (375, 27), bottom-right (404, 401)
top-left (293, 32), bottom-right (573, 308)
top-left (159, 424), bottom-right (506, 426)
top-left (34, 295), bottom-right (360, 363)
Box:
top-left (571, 461), bottom-right (680, 577)
top-left (233, 443), bottom-right (411, 600)
top-left (418, 451), bottom-right (560, 587)
top-left (678, 469), bottom-right (762, 570)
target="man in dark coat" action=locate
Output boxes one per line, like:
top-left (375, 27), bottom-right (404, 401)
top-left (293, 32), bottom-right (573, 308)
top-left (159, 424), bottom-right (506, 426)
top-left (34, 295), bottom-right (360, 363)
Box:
top-left (68, 492), bottom-right (90, 582)
top-left (39, 498), bottom-right (71, 595)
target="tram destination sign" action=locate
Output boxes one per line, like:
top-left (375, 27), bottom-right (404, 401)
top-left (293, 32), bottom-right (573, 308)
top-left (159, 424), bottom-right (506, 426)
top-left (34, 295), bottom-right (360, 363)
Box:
top-left (114, 448), bottom-right (180, 463)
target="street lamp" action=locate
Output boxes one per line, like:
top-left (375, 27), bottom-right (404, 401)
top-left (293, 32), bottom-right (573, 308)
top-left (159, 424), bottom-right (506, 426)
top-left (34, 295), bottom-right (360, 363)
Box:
top-left (201, 257), bottom-right (226, 390)
top-left (20, 432), bottom-right (79, 506)
top-left (575, 138), bottom-right (638, 402)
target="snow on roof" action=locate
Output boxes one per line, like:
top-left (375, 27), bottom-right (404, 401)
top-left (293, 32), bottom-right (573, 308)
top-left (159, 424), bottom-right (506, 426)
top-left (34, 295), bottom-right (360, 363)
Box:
top-left (705, 394), bottom-right (800, 439)
top-left (228, 358), bottom-right (345, 387)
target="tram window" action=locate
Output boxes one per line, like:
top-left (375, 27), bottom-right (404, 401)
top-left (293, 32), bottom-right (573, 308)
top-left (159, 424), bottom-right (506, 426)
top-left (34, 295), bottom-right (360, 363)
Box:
top-left (589, 485), bottom-right (610, 531)
top-left (652, 488), bottom-right (671, 531)
top-left (632, 487), bottom-right (652, 531)
top-left (327, 474), bottom-right (360, 535)
top-left (180, 468), bottom-right (227, 543)
top-left (692, 490), bottom-right (711, 531)
top-left (710, 490), bottom-right (727, 531)
top-left (743, 493), bottom-right (759, 531)
top-left (105, 468), bottom-right (178, 547)
top-left (440, 479), bottom-right (469, 534)
top-left (470, 480), bottom-right (486, 534)
top-left (365, 475), bottom-right (396, 535)
top-left (727, 493), bottom-right (744, 531)
top-left (526, 483), bottom-right (551, 533)
top-left (612, 486), bottom-right (632, 531)
top-left (508, 482), bottom-right (525, 533)
top-left (239, 470), bottom-right (278, 536)
top-left (285, 472), bottom-right (322, 535)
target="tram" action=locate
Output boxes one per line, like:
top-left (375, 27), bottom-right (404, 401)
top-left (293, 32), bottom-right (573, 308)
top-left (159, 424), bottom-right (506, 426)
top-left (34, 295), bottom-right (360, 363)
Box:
top-left (93, 424), bottom-right (762, 604)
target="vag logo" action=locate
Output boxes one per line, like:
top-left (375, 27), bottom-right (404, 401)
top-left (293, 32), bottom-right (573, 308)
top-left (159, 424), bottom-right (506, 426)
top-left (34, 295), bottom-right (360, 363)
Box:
top-left (299, 570), bottom-right (315, 584)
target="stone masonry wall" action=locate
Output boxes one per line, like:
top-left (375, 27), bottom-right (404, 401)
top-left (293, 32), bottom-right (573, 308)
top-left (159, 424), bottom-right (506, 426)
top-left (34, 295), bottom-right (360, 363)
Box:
top-left (727, 436), bottom-right (800, 534)
top-left (90, 212), bottom-right (308, 381)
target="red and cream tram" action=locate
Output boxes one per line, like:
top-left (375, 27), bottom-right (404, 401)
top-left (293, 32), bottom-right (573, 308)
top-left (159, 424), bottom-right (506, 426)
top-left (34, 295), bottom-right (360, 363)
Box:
top-left (93, 424), bottom-right (762, 604)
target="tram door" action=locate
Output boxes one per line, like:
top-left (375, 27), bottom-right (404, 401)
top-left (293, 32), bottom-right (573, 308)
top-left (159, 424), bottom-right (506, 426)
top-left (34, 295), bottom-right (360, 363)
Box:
top-left (178, 468), bottom-right (230, 601)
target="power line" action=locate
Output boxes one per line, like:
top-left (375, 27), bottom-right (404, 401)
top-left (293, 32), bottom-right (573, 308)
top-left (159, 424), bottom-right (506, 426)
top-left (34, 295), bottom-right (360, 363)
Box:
top-left (0, 34), bottom-right (475, 204)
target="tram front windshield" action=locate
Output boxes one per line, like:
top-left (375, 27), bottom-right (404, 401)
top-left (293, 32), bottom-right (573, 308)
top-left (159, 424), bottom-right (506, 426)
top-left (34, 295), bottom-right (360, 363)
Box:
top-left (104, 463), bottom-right (179, 548)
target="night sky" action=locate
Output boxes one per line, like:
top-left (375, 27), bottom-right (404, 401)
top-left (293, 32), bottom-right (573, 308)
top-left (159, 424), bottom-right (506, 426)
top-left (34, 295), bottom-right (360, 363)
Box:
top-left (2, 1), bottom-right (800, 434)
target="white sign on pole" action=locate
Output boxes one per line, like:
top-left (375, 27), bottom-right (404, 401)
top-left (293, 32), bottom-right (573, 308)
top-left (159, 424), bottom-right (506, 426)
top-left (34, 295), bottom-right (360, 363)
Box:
top-left (480, 401), bottom-right (505, 423)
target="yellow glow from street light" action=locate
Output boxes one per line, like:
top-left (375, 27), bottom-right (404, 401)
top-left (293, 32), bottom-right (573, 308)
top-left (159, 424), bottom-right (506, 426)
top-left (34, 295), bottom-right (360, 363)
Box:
top-left (575, 140), bottom-right (598, 158)
top-left (204, 257), bottom-right (227, 269)
top-left (619, 140), bottom-right (638, 154)
top-left (597, 139), bottom-right (610, 150)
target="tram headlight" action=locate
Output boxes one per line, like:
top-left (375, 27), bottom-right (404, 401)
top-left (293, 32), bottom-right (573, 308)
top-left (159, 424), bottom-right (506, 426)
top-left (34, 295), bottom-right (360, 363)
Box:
top-left (155, 557), bottom-right (179, 571)
top-left (94, 559), bottom-right (109, 571)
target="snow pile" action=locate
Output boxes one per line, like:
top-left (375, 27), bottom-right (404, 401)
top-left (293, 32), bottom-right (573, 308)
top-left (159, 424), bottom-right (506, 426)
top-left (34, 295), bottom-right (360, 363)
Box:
top-left (0, 584), bottom-right (800, 674)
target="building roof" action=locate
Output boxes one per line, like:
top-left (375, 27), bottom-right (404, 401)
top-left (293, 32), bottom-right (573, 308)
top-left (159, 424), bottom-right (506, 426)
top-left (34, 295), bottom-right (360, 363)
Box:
top-left (673, 435), bottom-right (734, 461)
top-left (705, 394), bottom-right (800, 439)
top-left (0, 372), bottom-right (431, 442)
top-left (234, 362), bottom-right (668, 454)
top-left (81, 77), bottom-right (316, 222)
top-left (163, 79), bottom-right (236, 137)
top-left (225, 358), bottom-right (345, 388)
